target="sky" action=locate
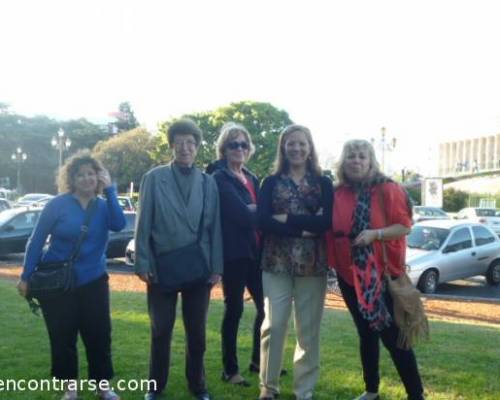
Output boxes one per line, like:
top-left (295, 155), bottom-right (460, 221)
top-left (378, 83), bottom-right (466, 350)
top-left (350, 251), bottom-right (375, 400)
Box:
top-left (2, 0), bottom-right (500, 176)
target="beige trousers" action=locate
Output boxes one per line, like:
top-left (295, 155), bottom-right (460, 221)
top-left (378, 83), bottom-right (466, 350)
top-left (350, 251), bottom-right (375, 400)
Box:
top-left (259, 271), bottom-right (327, 400)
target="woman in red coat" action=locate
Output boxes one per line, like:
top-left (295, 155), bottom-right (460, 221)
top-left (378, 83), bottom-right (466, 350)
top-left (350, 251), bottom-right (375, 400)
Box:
top-left (326, 139), bottom-right (425, 400)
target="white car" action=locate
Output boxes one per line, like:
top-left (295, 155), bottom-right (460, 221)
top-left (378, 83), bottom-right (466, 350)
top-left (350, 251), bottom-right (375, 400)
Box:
top-left (406, 220), bottom-right (500, 293)
top-left (125, 239), bottom-right (135, 266)
top-left (455, 207), bottom-right (500, 236)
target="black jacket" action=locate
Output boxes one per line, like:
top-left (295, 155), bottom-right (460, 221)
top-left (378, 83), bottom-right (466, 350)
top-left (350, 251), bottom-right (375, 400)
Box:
top-left (210, 160), bottom-right (261, 262)
top-left (257, 174), bottom-right (333, 237)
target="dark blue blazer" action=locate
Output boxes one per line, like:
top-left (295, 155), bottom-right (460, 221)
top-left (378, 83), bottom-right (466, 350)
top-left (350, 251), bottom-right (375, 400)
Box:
top-left (211, 160), bottom-right (261, 263)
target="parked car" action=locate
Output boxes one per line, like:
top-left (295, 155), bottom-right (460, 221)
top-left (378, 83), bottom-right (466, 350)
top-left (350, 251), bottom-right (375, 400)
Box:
top-left (0, 208), bottom-right (42, 255)
top-left (455, 207), bottom-right (500, 235)
top-left (412, 206), bottom-right (449, 224)
top-left (15, 193), bottom-right (54, 208)
top-left (117, 196), bottom-right (135, 211)
top-left (106, 212), bottom-right (136, 259)
top-left (406, 220), bottom-right (500, 294)
top-left (125, 238), bottom-right (135, 266)
top-left (0, 199), bottom-right (11, 212)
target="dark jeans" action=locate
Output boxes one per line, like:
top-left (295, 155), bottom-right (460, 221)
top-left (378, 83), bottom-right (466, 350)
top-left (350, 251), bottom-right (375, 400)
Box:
top-left (40, 274), bottom-right (113, 381)
top-left (221, 258), bottom-right (264, 375)
top-left (147, 282), bottom-right (211, 395)
top-left (338, 277), bottom-right (424, 400)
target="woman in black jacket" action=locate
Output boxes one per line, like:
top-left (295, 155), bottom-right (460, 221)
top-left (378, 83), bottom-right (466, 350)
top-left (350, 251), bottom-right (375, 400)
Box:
top-left (209, 122), bottom-right (264, 387)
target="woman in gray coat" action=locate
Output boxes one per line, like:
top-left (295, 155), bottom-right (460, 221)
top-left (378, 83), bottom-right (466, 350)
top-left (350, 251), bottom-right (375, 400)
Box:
top-left (134, 119), bottom-right (223, 400)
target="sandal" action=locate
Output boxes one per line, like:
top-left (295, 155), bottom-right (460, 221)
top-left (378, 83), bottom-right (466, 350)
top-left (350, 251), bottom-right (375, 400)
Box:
top-left (221, 372), bottom-right (251, 387)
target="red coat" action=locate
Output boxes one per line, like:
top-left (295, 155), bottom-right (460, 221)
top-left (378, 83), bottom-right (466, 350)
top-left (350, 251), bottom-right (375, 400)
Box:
top-left (326, 182), bottom-right (412, 286)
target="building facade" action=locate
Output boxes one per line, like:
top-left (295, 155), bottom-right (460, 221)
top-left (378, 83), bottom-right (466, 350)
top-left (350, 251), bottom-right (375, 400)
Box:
top-left (439, 134), bottom-right (500, 177)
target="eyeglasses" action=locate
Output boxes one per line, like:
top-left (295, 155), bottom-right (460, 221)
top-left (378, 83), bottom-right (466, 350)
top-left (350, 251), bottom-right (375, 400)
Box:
top-left (173, 139), bottom-right (197, 148)
top-left (226, 141), bottom-right (249, 150)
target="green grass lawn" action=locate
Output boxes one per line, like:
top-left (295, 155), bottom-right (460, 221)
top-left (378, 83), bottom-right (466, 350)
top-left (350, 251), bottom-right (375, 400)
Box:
top-left (0, 278), bottom-right (499, 400)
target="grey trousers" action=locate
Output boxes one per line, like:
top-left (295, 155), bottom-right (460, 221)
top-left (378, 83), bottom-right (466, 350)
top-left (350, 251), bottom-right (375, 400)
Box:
top-left (259, 272), bottom-right (327, 400)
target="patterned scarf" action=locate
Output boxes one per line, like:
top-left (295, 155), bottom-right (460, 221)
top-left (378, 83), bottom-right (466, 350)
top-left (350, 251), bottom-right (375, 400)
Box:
top-left (350, 175), bottom-right (393, 331)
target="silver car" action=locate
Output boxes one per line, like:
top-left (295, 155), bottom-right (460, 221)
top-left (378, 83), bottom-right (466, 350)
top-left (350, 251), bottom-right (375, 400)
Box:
top-left (406, 220), bottom-right (500, 293)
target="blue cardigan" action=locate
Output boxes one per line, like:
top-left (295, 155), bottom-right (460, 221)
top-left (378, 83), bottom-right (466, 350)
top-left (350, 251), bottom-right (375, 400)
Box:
top-left (211, 161), bottom-right (261, 263)
top-left (22, 187), bottom-right (126, 286)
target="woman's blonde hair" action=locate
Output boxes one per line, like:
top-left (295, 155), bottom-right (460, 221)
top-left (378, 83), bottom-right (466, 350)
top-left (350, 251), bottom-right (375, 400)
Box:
top-left (273, 124), bottom-right (322, 176)
top-left (215, 122), bottom-right (255, 160)
top-left (336, 139), bottom-right (382, 185)
top-left (56, 149), bottom-right (105, 194)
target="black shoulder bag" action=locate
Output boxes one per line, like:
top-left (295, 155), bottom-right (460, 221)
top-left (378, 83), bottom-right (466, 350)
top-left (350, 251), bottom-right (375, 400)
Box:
top-left (155, 175), bottom-right (210, 292)
top-left (27, 198), bottom-right (97, 312)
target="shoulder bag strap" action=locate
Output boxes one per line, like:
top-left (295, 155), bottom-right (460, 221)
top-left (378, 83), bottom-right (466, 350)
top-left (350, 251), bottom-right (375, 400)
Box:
top-left (69, 198), bottom-right (98, 262)
top-left (375, 185), bottom-right (390, 276)
top-left (196, 175), bottom-right (207, 244)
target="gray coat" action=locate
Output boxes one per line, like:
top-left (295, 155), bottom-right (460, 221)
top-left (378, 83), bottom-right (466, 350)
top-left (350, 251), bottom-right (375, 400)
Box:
top-left (134, 164), bottom-right (223, 281)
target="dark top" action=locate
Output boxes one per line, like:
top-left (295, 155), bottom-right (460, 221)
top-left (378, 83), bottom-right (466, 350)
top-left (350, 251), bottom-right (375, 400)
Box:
top-left (211, 160), bottom-right (261, 262)
top-left (258, 173), bottom-right (333, 276)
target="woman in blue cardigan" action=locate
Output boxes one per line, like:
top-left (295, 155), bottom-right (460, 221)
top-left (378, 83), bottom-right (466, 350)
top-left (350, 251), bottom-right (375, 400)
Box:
top-left (209, 122), bottom-right (264, 387)
top-left (18, 150), bottom-right (126, 400)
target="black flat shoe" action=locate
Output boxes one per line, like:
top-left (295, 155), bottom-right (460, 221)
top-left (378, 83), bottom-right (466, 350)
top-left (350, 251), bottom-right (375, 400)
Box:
top-left (249, 363), bottom-right (287, 376)
top-left (195, 392), bottom-right (211, 400)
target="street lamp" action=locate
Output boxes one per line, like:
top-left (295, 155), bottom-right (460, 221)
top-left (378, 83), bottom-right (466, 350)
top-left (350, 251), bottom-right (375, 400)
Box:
top-left (51, 128), bottom-right (71, 169)
top-left (11, 147), bottom-right (27, 194)
top-left (371, 126), bottom-right (396, 173)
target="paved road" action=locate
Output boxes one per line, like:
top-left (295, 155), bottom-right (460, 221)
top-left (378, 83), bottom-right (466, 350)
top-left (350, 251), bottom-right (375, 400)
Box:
top-left (2, 253), bottom-right (499, 301)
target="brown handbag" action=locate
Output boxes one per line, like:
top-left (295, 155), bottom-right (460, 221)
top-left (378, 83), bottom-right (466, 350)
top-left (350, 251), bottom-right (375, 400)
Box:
top-left (376, 186), bottom-right (429, 350)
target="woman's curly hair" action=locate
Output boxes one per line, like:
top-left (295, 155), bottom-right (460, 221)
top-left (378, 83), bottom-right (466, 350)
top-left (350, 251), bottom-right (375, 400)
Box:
top-left (56, 149), bottom-right (105, 194)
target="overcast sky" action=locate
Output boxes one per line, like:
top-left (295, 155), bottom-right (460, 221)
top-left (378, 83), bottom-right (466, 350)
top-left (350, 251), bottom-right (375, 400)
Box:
top-left (2, 0), bottom-right (500, 176)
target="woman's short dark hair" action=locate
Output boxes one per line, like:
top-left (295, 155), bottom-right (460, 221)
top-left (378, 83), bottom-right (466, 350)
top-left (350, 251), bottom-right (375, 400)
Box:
top-left (167, 119), bottom-right (203, 147)
top-left (57, 149), bottom-right (105, 194)
top-left (273, 124), bottom-right (322, 176)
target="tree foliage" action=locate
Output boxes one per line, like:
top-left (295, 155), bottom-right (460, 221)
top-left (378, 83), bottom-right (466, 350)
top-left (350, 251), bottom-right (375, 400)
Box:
top-left (154, 101), bottom-right (293, 178)
top-left (0, 113), bottom-right (107, 194)
top-left (92, 128), bottom-right (157, 192)
top-left (443, 187), bottom-right (469, 212)
top-left (112, 102), bottom-right (139, 132)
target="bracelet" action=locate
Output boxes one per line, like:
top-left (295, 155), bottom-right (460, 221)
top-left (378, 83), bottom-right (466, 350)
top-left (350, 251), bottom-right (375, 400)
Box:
top-left (377, 229), bottom-right (384, 241)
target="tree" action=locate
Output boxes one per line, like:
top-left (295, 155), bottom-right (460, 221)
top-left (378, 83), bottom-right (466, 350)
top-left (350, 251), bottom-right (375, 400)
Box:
top-left (0, 113), bottom-right (107, 194)
top-left (92, 128), bottom-right (157, 192)
top-left (443, 187), bottom-right (468, 212)
top-left (111, 102), bottom-right (139, 133)
top-left (154, 101), bottom-right (293, 178)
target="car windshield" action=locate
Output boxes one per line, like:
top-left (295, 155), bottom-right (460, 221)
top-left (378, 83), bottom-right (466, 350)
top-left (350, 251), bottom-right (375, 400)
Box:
top-left (415, 207), bottom-right (447, 217)
top-left (476, 209), bottom-right (496, 217)
top-left (0, 209), bottom-right (22, 226)
top-left (408, 226), bottom-right (449, 250)
top-left (18, 194), bottom-right (48, 202)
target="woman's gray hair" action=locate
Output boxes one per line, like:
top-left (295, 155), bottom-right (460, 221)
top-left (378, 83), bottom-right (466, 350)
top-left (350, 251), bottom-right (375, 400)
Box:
top-left (215, 122), bottom-right (255, 160)
top-left (336, 139), bottom-right (382, 185)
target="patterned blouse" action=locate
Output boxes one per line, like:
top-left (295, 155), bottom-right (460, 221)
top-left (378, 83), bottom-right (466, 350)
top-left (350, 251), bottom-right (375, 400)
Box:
top-left (260, 174), bottom-right (329, 277)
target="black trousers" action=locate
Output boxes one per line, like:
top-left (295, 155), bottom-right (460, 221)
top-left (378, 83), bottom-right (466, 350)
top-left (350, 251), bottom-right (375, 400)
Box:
top-left (221, 257), bottom-right (264, 375)
top-left (338, 277), bottom-right (424, 400)
top-left (147, 282), bottom-right (211, 395)
top-left (40, 274), bottom-right (113, 381)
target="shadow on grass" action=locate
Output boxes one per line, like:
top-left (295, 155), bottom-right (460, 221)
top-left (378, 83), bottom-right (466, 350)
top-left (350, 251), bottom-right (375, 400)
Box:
top-left (1, 280), bottom-right (499, 399)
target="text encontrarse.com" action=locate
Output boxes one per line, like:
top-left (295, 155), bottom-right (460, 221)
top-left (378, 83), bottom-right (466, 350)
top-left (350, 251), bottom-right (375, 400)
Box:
top-left (0, 378), bottom-right (157, 393)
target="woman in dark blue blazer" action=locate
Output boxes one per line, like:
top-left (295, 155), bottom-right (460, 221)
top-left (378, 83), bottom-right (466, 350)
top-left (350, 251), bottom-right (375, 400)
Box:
top-left (209, 122), bottom-right (263, 387)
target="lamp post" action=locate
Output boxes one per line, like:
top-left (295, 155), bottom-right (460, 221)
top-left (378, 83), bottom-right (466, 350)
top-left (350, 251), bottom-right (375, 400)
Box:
top-left (371, 126), bottom-right (396, 173)
top-left (51, 128), bottom-right (71, 169)
top-left (11, 147), bottom-right (27, 194)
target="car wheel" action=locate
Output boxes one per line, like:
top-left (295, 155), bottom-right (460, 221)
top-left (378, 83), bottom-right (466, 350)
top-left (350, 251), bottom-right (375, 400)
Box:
top-left (486, 261), bottom-right (500, 286)
top-left (417, 269), bottom-right (438, 294)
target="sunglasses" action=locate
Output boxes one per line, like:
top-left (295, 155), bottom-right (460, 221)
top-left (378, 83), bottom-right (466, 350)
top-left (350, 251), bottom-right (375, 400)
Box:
top-left (226, 141), bottom-right (249, 150)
